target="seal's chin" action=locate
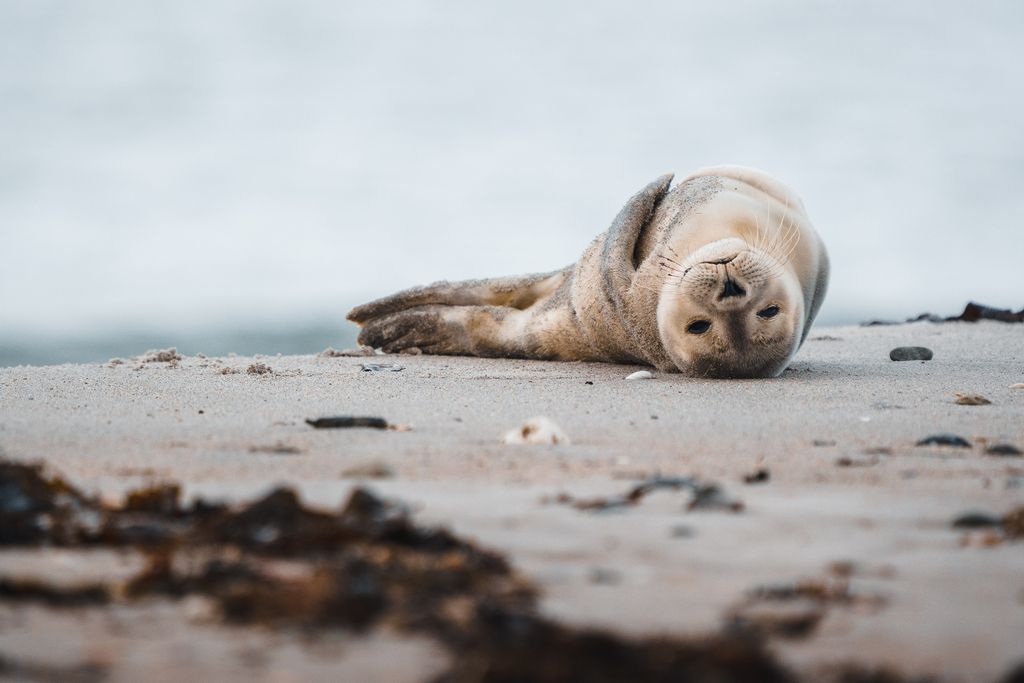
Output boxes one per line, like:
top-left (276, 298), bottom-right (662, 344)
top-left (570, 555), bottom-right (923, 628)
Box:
top-left (661, 328), bottom-right (800, 378)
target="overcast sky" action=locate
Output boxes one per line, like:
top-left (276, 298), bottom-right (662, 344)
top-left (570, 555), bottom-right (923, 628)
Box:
top-left (2, 1), bottom-right (1022, 352)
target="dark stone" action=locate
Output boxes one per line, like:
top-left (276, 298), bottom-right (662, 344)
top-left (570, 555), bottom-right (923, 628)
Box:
top-left (743, 469), bottom-right (771, 484)
top-left (889, 347), bottom-right (933, 361)
top-left (305, 416), bottom-right (389, 429)
top-left (986, 443), bottom-right (1023, 457)
top-left (952, 511), bottom-right (1002, 529)
top-left (916, 434), bottom-right (972, 448)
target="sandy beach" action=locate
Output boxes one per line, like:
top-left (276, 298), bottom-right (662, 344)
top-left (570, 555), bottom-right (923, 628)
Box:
top-left (1, 321), bottom-right (1022, 682)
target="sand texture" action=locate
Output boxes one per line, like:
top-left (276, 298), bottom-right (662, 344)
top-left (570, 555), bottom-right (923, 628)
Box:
top-left (1, 322), bottom-right (1023, 682)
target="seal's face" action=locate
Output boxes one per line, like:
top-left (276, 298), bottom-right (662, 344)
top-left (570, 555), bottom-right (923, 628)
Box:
top-left (656, 237), bottom-right (804, 378)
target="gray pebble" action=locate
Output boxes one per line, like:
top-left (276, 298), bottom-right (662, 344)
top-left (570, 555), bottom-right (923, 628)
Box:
top-left (916, 433), bottom-right (972, 448)
top-left (889, 346), bottom-right (933, 361)
top-left (986, 443), bottom-right (1022, 457)
top-left (952, 511), bottom-right (1002, 529)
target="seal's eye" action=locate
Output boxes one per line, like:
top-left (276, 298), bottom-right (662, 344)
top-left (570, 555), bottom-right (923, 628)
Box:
top-left (757, 305), bottom-right (780, 319)
top-left (687, 320), bottom-right (711, 334)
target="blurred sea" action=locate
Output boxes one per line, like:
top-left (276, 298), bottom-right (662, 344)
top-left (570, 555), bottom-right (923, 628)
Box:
top-left (2, 1), bottom-right (1022, 366)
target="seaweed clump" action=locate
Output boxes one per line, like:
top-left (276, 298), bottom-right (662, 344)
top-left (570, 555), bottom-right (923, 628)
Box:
top-left (0, 459), bottom-right (796, 682)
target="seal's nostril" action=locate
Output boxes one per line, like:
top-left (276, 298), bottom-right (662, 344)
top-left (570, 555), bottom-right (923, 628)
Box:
top-left (720, 279), bottom-right (746, 299)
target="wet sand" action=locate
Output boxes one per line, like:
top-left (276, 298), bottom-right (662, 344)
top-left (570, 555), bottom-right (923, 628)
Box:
top-left (1, 321), bottom-right (1023, 682)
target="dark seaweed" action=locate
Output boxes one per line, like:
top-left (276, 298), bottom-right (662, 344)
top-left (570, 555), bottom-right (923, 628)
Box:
top-left (0, 654), bottom-right (108, 683)
top-left (0, 460), bottom-right (989, 683)
top-left (915, 434), bottom-right (972, 448)
top-left (0, 577), bottom-right (109, 607)
top-left (861, 301), bottom-right (1024, 326)
top-left (552, 475), bottom-right (743, 513)
top-left (305, 416), bottom-right (390, 429)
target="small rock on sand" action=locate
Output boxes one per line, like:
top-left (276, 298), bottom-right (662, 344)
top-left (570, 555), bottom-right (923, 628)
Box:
top-left (503, 417), bottom-right (570, 445)
top-left (952, 511), bottom-right (1002, 529)
top-left (306, 416), bottom-right (390, 430)
top-left (320, 346), bottom-right (380, 357)
top-left (141, 348), bottom-right (182, 363)
top-left (953, 393), bottom-right (991, 406)
top-left (248, 443), bottom-right (303, 455)
top-left (743, 469), bottom-right (771, 484)
top-left (341, 462), bottom-right (394, 479)
top-left (246, 363), bottom-right (272, 375)
top-left (889, 346), bottom-right (933, 361)
top-left (1010, 383), bottom-right (1024, 389)
top-left (985, 443), bottom-right (1022, 457)
top-left (916, 434), bottom-right (972, 448)
top-left (360, 363), bottom-right (404, 372)
top-left (625, 371), bottom-right (654, 380)
top-left (688, 484), bottom-right (744, 512)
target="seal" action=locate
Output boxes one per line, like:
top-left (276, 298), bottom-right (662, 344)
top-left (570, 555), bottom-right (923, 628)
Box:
top-left (347, 166), bottom-right (829, 378)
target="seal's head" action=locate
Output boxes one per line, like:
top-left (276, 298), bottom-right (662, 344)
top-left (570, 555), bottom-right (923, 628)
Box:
top-left (656, 236), bottom-right (805, 378)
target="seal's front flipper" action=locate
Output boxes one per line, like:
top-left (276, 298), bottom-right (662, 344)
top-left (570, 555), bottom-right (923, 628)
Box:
top-left (347, 270), bottom-right (567, 325)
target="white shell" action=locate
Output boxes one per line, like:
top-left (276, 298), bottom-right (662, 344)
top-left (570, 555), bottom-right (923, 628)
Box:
top-left (625, 370), bottom-right (654, 380)
top-left (502, 416), bottom-right (570, 445)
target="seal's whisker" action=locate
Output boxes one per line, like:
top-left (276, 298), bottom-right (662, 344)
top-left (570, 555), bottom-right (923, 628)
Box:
top-left (664, 242), bottom-right (698, 272)
top-left (769, 208), bottom-right (799, 266)
top-left (773, 215), bottom-right (802, 266)
top-left (658, 254), bottom-right (687, 269)
top-left (761, 208), bottom-right (784, 261)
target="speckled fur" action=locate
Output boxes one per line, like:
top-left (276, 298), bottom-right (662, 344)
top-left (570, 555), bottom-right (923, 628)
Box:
top-left (347, 168), bottom-right (828, 375)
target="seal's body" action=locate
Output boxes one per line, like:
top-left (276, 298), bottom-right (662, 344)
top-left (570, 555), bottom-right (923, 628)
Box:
top-left (347, 166), bottom-right (829, 378)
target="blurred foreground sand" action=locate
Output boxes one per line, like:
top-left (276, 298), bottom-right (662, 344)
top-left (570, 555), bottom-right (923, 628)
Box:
top-left (1, 322), bottom-right (1022, 682)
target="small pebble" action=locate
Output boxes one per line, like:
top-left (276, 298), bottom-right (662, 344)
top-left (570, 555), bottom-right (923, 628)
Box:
top-left (625, 370), bottom-right (654, 380)
top-left (743, 469), bottom-right (771, 484)
top-left (687, 484), bottom-right (744, 512)
top-left (306, 416), bottom-right (389, 430)
top-left (246, 363), bottom-right (272, 375)
top-left (889, 346), bottom-right (933, 361)
top-left (360, 363), bottom-right (404, 372)
top-left (812, 439), bottom-right (836, 447)
top-left (953, 393), bottom-right (991, 406)
top-left (588, 568), bottom-right (623, 585)
top-left (916, 434), bottom-right (972, 448)
top-left (141, 347), bottom-right (183, 363)
top-left (836, 455), bottom-right (879, 468)
top-left (952, 511), bottom-right (1002, 529)
top-left (986, 443), bottom-right (1022, 457)
top-left (249, 443), bottom-right (303, 455)
top-left (320, 346), bottom-right (376, 357)
top-left (1010, 383), bottom-right (1024, 389)
top-left (341, 462), bottom-right (395, 479)
top-left (669, 525), bottom-right (695, 538)
top-left (503, 416), bottom-right (570, 445)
